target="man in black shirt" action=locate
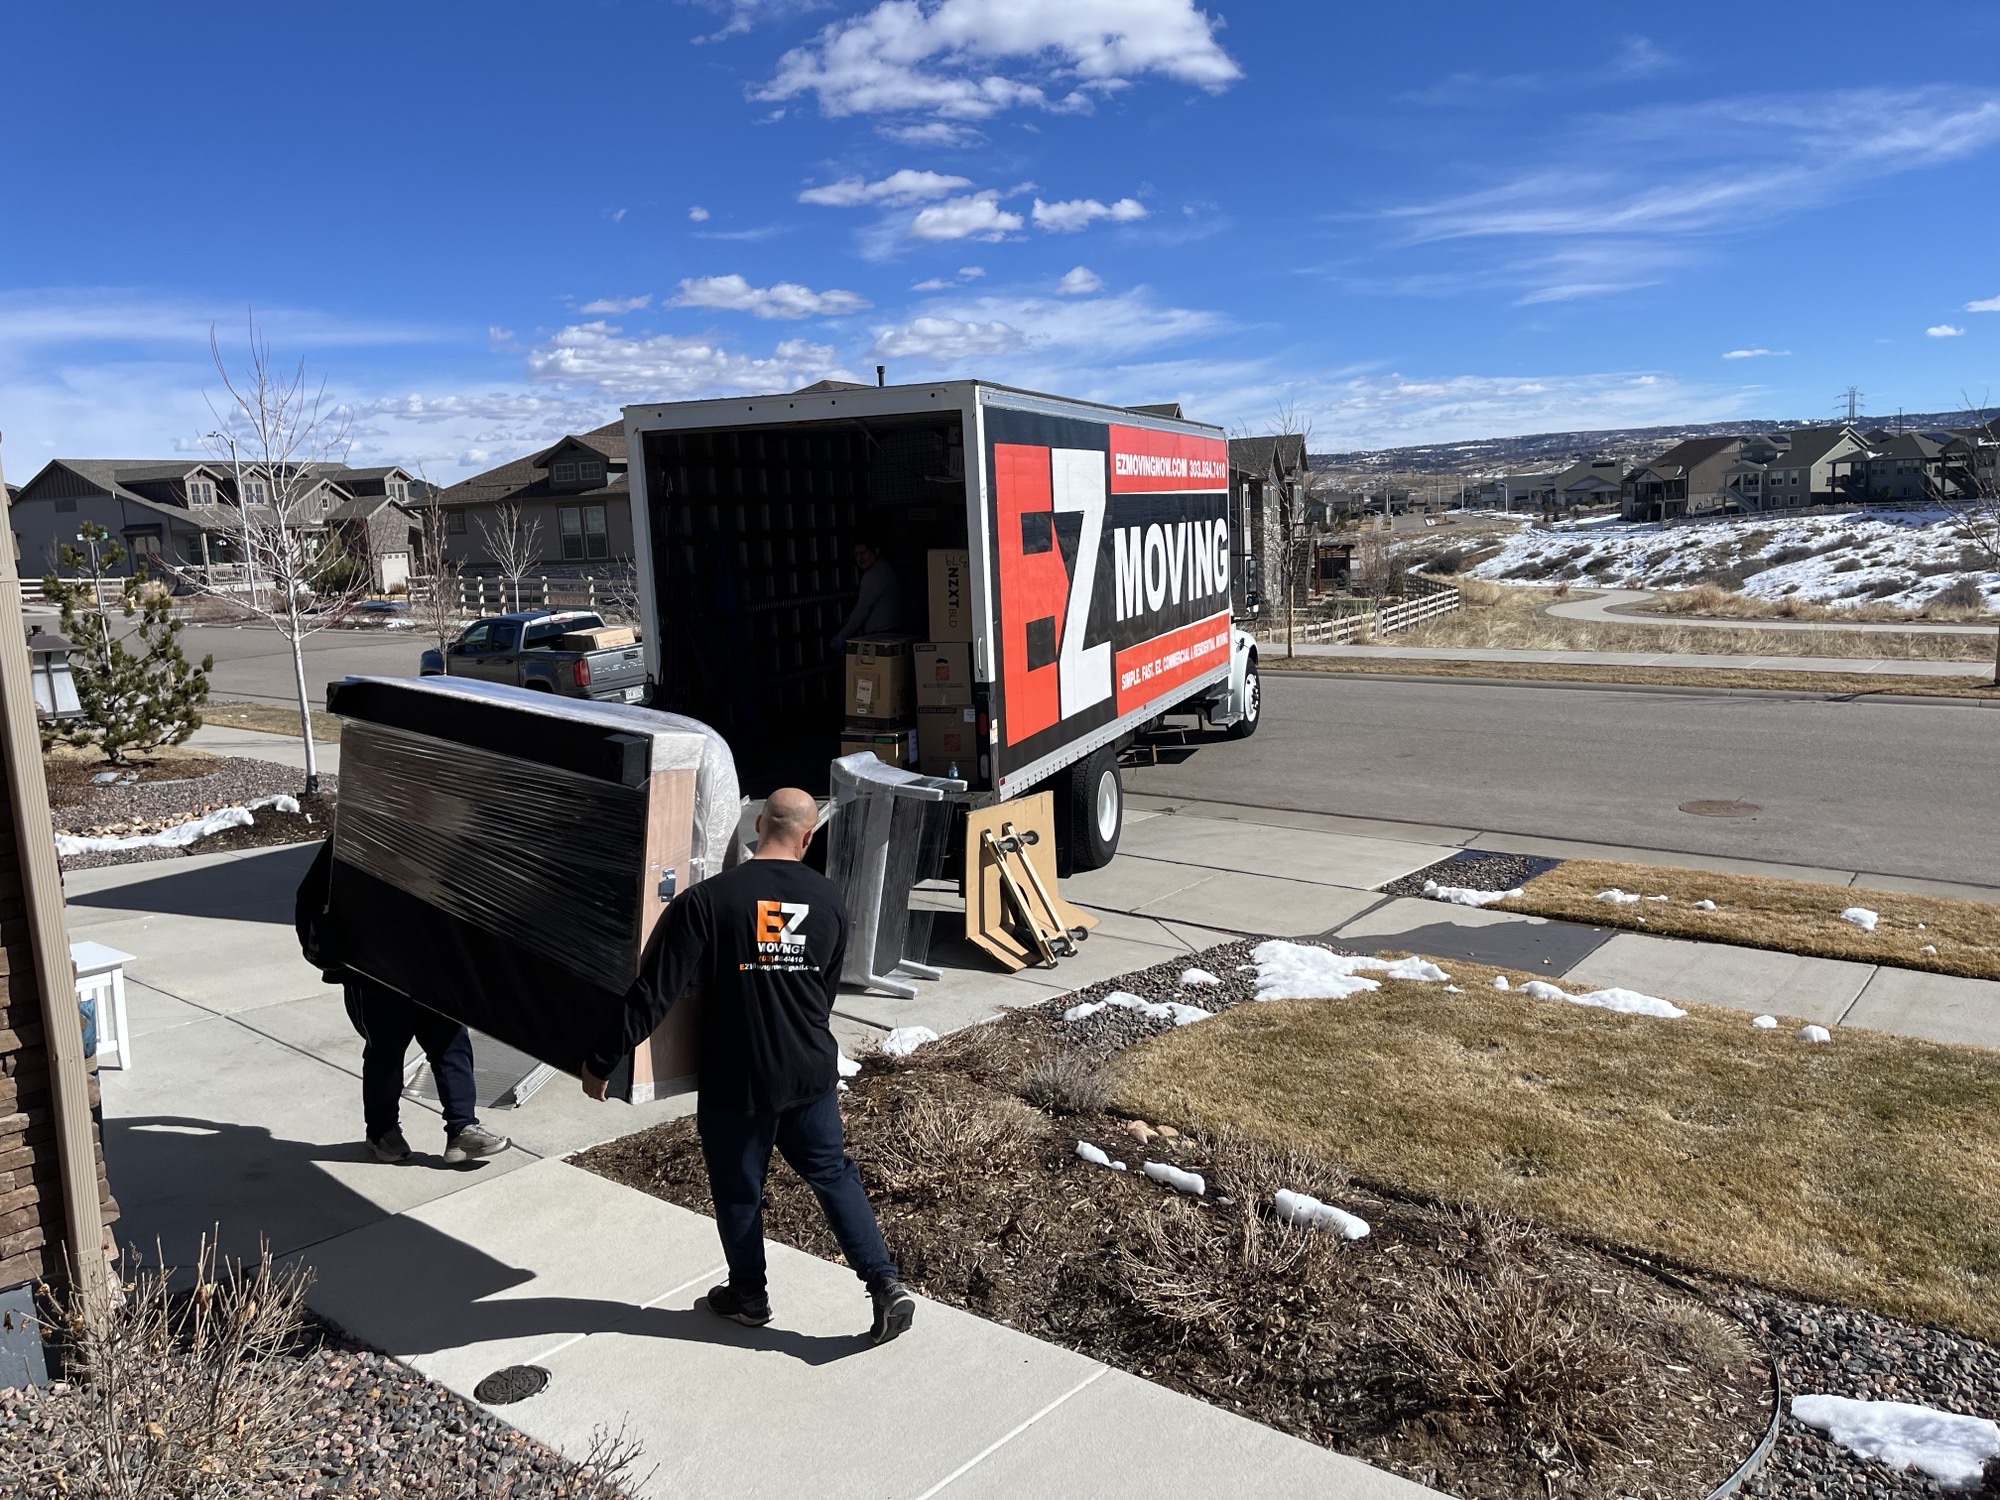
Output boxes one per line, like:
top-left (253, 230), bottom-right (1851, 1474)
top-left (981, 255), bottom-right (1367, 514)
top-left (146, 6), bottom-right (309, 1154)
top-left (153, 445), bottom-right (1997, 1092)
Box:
top-left (581, 788), bottom-right (915, 1346)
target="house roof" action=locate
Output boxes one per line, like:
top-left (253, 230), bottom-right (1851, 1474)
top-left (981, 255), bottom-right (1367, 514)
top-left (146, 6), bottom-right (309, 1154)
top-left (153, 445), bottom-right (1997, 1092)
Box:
top-left (1647, 436), bottom-right (1740, 472)
top-left (1126, 402), bottom-right (1184, 419)
top-left (437, 421), bottom-right (628, 511)
top-left (1227, 435), bottom-right (1308, 479)
top-left (1766, 426), bottom-right (1859, 465)
top-left (793, 379), bottom-right (873, 394)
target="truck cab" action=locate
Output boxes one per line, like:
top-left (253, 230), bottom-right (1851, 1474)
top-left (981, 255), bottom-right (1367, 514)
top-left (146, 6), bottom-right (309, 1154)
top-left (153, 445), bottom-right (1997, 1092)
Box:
top-left (420, 610), bottom-right (649, 702)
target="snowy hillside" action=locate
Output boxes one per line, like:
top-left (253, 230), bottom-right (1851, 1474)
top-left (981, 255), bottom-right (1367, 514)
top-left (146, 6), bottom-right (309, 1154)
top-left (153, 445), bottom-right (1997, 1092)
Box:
top-left (1465, 510), bottom-right (1998, 611)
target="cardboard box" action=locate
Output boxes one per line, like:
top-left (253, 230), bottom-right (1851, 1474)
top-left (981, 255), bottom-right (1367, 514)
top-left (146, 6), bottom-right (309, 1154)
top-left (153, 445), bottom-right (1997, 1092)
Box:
top-left (844, 635), bottom-right (916, 720)
top-left (839, 724), bottom-right (910, 768)
top-left (558, 625), bottom-right (636, 650)
top-left (927, 549), bottom-right (973, 642)
top-left (917, 704), bottom-right (979, 776)
top-left (913, 641), bottom-right (972, 706)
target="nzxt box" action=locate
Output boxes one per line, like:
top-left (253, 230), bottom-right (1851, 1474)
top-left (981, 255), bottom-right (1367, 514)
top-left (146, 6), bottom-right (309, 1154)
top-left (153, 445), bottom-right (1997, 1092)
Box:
top-left (926, 549), bottom-right (972, 642)
top-left (843, 635), bottom-right (916, 720)
top-left (317, 676), bottom-right (739, 1102)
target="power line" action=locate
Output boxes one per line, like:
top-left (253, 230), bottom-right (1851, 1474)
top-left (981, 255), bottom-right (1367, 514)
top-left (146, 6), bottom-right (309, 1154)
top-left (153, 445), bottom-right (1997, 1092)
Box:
top-left (1834, 386), bottom-right (1863, 423)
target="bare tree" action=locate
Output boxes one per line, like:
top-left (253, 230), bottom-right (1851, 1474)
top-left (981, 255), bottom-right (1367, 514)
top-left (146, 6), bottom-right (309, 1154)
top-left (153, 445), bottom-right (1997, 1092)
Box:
top-left (182, 318), bottom-right (360, 794)
top-left (598, 554), bottom-right (643, 626)
top-left (478, 501), bottom-right (543, 611)
top-left (1266, 399), bottom-right (1316, 657)
top-left (412, 469), bottom-right (462, 668)
top-left (1927, 430), bottom-right (2000, 685)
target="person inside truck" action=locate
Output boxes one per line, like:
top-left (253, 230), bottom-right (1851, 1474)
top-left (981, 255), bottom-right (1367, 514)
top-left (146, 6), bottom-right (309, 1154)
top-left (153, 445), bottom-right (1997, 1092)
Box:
top-left (829, 536), bottom-right (906, 650)
top-left (578, 786), bottom-right (916, 1347)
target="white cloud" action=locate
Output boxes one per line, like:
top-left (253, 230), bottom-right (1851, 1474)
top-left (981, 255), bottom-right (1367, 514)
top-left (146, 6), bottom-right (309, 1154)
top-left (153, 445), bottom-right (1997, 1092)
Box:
top-left (912, 277), bottom-right (953, 290)
top-left (525, 321), bottom-right (854, 395)
top-left (1609, 36), bottom-right (1673, 78)
top-left (609, 207), bottom-right (628, 224)
top-left (1031, 195), bottom-right (1147, 232)
top-left (909, 191), bottom-right (1024, 240)
top-left (756, 0), bottom-right (1241, 120)
top-left (960, 265), bottom-right (985, 278)
top-left (671, 274), bottom-right (871, 318)
top-left (1964, 294), bottom-right (2000, 312)
top-left (578, 294), bottom-right (653, 314)
top-left (688, 205), bottom-right (711, 221)
top-left (871, 316), bottom-right (1025, 360)
top-left (799, 168), bottom-right (973, 206)
top-left (1927, 323), bottom-right (1966, 337)
top-left (1721, 347), bottom-right (1788, 359)
top-left (879, 120), bottom-right (984, 147)
top-left (1057, 266), bottom-right (1104, 294)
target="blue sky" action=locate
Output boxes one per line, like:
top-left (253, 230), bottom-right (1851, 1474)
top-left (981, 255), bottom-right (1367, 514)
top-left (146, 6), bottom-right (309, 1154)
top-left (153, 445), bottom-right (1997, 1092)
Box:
top-left (5, 0), bottom-right (2000, 473)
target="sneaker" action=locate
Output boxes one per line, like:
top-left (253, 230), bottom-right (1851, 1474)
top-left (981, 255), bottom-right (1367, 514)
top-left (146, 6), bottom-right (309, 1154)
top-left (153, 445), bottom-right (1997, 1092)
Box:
top-left (706, 1284), bottom-right (773, 1328)
top-left (368, 1128), bottom-right (411, 1164)
top-left (868, 1279), bottom-right (916, 1346)
top-left (443, 1123), bottom-right (510, 1164)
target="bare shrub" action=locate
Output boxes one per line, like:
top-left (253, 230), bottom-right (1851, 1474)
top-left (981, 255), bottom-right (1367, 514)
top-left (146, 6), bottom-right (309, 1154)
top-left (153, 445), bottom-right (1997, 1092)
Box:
top-left (1648, 1295), bottom-right (1752, 1371)
top-left (1383, 1260), bottom-right (1651, 1466)
top-left (1930, 575), bottom-right (1988, 612)
top-left (923, 1019), bottom-right (1022, 1084)
top-left (1455, 577), bottom-right (1504, 607)
top-left (1015, 1048), bottom-right (1113, 1116)
top-left (873, 1091), bottom-right (1044, 1189)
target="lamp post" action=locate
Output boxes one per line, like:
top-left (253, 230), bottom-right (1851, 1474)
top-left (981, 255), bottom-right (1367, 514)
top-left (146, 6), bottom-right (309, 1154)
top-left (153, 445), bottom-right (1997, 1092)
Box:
top-left (206, 428), bottom-right (258, 612)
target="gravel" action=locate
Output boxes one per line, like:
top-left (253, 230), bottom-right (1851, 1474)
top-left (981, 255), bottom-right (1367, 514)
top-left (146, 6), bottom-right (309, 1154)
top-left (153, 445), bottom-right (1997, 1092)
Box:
top-left (51, 754), bottom-right (333, 871)
top-left (1381, 848), bottom-right (1566, 899)
top-left (1026, 937), bottom-right (1264, 1055)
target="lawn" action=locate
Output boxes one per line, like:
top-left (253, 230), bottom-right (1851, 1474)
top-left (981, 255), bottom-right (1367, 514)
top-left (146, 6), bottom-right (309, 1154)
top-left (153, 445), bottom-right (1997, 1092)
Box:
top-left (1508, 858), bottom-right (2000, 983)
top-left (201, 699), bottom-right (344, 742)
top-left (1111, 954), bottom-right (2000, 1342)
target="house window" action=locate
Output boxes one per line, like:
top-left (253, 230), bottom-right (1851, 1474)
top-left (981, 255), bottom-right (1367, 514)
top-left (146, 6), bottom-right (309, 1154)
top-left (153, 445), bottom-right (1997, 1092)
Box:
top-left (447, 509), bottom-right (466, 534)
top-left (559, 504), bottom-right (608, 560)
top-left (553, 462), bottom-right (577, 483)
top-left (387, 480), bottom-right (408, 503)
top-left (577, 460), bottom-right (603, 483)
top-left (244, 478), bottom-right (270, 506)
top-left (125, 530), bottom-right (162, 558)
top-left (187, 479), bottom-right (216, 507)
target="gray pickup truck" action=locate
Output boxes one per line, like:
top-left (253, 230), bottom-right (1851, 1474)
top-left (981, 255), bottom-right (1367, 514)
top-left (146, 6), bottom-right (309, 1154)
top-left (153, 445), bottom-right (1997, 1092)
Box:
top-left (419, 610), bottom-right (650, 703)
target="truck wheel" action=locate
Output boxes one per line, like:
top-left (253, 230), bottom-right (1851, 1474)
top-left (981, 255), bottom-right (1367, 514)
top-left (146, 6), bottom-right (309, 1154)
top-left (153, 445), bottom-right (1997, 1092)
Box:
top-left (1225, 658), bottom-right (1262, 740)
top-left (1064, 745), bottom-right (1123, 871)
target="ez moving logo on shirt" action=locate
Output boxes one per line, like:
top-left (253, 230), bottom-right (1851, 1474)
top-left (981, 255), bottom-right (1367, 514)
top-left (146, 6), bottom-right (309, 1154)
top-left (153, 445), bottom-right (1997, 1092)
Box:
top-left (747, 899), bottom-right (813, 970)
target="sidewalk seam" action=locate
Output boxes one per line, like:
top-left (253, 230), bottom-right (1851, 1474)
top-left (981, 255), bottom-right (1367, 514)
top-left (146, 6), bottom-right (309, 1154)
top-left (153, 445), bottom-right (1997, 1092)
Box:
top-left (1835, 967), bottom-right (1884, 1028)
top-left (515, 1262), bottom-right (731, 1370)
top-left (908, 1365), bottom-right (1110, 1500)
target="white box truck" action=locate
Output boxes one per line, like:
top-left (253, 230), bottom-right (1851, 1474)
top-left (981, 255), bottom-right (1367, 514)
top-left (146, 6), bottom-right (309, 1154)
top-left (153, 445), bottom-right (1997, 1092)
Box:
top-left (623, 379), bottom-right (1261, 869)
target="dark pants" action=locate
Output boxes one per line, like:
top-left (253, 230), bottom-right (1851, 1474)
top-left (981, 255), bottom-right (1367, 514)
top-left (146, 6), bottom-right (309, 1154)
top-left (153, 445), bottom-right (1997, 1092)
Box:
top-left (698, 1088), bottom-right (897, 1298)
top-left (347, 979), bottom-right (478, 1140)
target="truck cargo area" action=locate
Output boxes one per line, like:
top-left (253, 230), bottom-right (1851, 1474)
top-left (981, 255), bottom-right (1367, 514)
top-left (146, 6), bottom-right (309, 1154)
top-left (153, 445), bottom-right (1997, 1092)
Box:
top-left (642, 413), bottom-right (970, 796)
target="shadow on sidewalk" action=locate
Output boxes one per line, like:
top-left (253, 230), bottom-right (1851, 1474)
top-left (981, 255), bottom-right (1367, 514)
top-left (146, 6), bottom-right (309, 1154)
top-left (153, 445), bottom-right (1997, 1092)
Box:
top-left (103, 1113), bottom-right (872, 1369)
top-left (69, 842), bottom-right (318, 924)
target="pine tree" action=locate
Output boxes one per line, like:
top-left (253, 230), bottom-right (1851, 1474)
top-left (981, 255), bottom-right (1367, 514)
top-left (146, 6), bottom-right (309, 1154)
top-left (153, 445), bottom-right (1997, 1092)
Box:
top-left (43, 522), bottom-right (213, 764)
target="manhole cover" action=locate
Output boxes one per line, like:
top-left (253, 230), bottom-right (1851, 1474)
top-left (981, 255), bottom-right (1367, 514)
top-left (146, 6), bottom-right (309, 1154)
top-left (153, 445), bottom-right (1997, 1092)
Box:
top-left (474, 1364), bottom-right (550, 1404)
top-left (1679, 800), bottom-right (1761, 818)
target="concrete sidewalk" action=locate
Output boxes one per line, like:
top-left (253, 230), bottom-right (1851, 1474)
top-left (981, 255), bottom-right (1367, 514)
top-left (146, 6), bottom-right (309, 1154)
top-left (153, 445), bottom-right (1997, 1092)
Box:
top-left (1274, 641), bottom-right (1987, 676)
top-left (1544, 587), bottom-right (1992, 635)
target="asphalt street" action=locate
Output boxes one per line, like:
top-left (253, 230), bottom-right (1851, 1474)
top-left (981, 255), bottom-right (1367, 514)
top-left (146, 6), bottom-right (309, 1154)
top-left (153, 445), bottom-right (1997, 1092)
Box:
top-left (182, 622), bottom-right (426, 705)
top-left (1126, 670), bottom-right (2000, 888)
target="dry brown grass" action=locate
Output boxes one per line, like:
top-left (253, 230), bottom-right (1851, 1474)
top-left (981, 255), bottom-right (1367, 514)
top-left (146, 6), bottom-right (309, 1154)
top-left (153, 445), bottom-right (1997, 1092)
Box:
top-left (1393, 584), bottom-right (1990, 659)
top-left (1111, 956), bottom-right (2000, 1339)
top-left (1643, 583), bottom-right (1995, 624)
top-left (1267, 653), bottom-right (2000, 698)
top-left (202, 699), bottom-right (344, 742)
top-left (1507, 859), bottom-right (2000, 982)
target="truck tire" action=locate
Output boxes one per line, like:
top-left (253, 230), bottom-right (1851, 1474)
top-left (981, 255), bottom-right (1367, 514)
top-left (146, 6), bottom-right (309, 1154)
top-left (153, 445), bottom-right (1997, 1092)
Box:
top-left (1225, 658), bottom-right (1261, 740)
top-left (1064, 744), bottom-right (1123, 871)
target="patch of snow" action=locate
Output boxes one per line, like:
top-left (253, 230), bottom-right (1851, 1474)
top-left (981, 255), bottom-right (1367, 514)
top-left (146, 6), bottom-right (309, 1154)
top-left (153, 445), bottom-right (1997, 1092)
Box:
top-left (1693, 899), bottom-right (1718, 911)
top-left (1797, 1024), bottom-right (1833, 1043)
top-left (1445, 985), bottom-right (1463, 993)
top-left (54, 794), bottom-right (300, 857)
top-left (1752, 1015), bottom-right (1779, 1029)
top-left (1180, 968), bottom-right (1222, 987)
top-left (1143, 1161), bottom-right (1205, 1196)
top-left (1075, 1141), bottom-right (1126, 1171)
top-left (1518, 978), bottom-right (1686, 1018)
top-left (881, 1026), bottom-right (939, 1057)
top-left (1422, 879), bottom-right (1522, 908)
top-left (1643, 894), bottom-right (1669, 902)
top-left (1791, 1393), bottom-right (2000, 1490)
top-left (1063, 991), bottom-right (1213, 1026)
top-left (1596, 888), bottom-right (1642, 905)
top-left (837, 1051), bottom-right (862, 1078)
top-left (1491, 975), bottom-right (1510, 991)
top-left (1250, 941), bottom-right (1449, 1001)
top-left (1274, 1188), bottom-right (1370, 1240)
top-left (1841, 907), bottom-right (1880, 933)
top-left (1922, 944), bottom-right (1938, 955)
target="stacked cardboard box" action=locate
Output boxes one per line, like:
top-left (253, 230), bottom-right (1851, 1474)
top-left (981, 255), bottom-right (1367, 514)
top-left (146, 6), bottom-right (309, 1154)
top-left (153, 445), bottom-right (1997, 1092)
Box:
top-left (916, 550), bottom-right (977, 776)
top-left (843, 633), bottom-right (916, 768)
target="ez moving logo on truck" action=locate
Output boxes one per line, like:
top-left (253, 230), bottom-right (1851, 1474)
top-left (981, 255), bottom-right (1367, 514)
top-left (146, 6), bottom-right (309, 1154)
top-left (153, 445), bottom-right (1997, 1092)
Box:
top-left (990, 412), bottom-right (1232, 767)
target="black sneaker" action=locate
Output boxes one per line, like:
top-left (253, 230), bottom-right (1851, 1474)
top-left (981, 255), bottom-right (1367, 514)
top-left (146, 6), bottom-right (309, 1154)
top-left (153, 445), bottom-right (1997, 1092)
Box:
top-left (869, 1279), bottom-right (916, 1346)
top-left (368, 1128), bottom-right (411, 1164)
top-left (706, 1284), bottom-right (772, 1328)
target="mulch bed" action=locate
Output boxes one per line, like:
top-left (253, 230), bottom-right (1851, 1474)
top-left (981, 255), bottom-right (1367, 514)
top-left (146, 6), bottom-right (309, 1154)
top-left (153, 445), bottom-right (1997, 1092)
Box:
top-left (1381, 849), bottom-right (1567, 898)
top-left (0, 1312), bottom-right (639, 1497)
top-left (47, 752), bottom-right (333, 870)
top-left (576, 939), bottom-right (1778, 1499)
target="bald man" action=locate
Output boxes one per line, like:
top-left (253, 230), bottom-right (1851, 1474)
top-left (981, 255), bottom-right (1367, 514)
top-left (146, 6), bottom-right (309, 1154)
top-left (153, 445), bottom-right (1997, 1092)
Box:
top-left (581, 788), bottom-right (914, 1346)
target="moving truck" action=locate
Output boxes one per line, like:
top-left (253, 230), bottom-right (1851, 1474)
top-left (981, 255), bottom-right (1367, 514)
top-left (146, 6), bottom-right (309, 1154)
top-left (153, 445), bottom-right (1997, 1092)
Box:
top-left (623, 380), bottom-right (1261, 870)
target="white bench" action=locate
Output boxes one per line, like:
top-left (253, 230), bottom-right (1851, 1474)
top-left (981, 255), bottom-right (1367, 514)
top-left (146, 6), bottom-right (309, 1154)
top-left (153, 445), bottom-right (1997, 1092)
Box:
top-left (71, 941), bottom-right (135, 1071)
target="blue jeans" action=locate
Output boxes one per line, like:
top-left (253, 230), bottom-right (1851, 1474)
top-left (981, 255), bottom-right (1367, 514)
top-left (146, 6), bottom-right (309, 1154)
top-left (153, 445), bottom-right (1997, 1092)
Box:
top-left (698, 1088), bottom-right (897, 1297)
top-left (349, 979), bottom-right (478, 1140)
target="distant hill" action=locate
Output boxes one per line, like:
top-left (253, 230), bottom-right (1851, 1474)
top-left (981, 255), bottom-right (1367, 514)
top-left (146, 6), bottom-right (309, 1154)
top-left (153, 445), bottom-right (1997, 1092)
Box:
top-left (1313, 408), bottom-right (1992, 478)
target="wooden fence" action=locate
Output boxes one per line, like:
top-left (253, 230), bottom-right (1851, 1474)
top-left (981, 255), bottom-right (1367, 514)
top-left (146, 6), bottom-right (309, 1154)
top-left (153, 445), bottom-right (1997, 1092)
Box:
top-left (1261, 577), bottom-right (1462, 646)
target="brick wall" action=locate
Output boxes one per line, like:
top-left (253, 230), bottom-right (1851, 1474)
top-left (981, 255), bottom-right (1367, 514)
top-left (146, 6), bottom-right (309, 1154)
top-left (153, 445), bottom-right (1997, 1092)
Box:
top-left (0, 742), bottom-right (118, 1293)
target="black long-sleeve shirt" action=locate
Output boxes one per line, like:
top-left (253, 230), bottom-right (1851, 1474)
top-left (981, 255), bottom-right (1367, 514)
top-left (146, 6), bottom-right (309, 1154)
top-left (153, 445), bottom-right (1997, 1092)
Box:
top-left (586, 859), bottom-right (848, 1115)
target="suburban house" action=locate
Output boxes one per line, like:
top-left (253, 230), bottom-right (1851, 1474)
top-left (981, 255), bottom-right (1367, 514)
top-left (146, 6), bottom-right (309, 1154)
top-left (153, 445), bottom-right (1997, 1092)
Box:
top-left (1852, 432), bottom-right (1977, 503)
top-left (1466, 472), bottom-right (1559, 512)
top-left (7, 457), bottom-right (423, 589)
top-left (1227, 434), bottom-right (1310, 620)
top-left (1621, 437), bottom-right (1744, 522)
top-left (1551, 458), bottom-right (1624, 512)
top-left (434, 422), bottom-right (634, 576)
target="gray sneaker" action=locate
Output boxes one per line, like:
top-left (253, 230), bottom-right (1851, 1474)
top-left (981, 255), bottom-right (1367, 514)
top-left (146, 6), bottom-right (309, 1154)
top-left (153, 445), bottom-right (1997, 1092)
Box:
top-left (444, 1123), bottom-right (510, 1164)
top-left (369, 1128), bottom-right (412, 1164)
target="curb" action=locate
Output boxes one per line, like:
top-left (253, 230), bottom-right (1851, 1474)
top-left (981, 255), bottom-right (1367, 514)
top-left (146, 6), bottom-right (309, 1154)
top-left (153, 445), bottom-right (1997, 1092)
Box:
top-left (1260, 665), bottom-right (2000, 707)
